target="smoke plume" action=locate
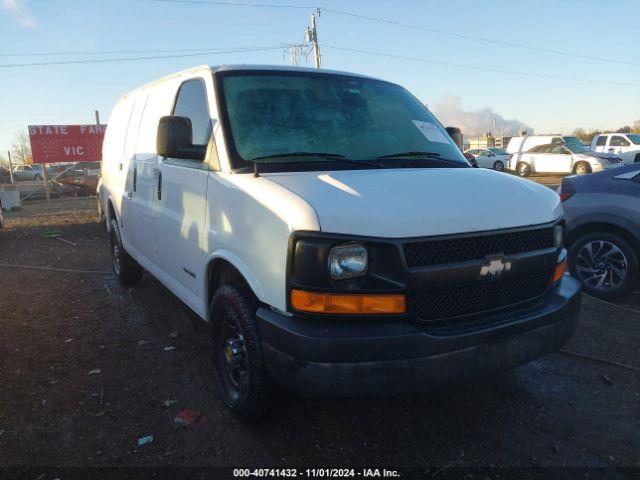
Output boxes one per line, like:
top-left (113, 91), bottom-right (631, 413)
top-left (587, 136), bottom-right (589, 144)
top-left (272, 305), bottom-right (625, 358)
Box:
top-left (431, 94), bottom-right (531, 138)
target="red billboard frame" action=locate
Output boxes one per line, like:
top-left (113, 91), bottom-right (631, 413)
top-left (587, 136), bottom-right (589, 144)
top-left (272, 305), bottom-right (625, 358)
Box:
top-left (28, 124), bottom-right (107, 164)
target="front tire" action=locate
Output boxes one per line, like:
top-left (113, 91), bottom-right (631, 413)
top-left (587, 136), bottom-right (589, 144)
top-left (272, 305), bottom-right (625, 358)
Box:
top-left (109, 218), bottom-right (143, 287)
top-left (517, 162), bottom-right (530, 177)
top-left (568, 231), bottom-right (638, 299)
top-left (493, 160), bottom-right (505, 172)
top-left (211, 284), bottom-right (271, 422)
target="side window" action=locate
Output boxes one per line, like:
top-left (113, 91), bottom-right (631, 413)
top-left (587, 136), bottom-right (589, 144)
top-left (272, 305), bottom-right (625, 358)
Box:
top-left (529, 145), bottom-right (548, 153)
top-left (596, 136), bottom-right (607, 147)
top-left (172, 79), bottom-right (212, 147)
top-left (551, 137), bottom-right (564, 145)
top-left (610, 136), bottom-right (630, 147)
top-left (551, 145), bottom-right (568, 154)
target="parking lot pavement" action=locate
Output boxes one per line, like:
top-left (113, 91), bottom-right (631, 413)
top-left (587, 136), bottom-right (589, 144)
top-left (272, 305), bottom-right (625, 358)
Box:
top-left (0, 198), bottom-right (638, 468)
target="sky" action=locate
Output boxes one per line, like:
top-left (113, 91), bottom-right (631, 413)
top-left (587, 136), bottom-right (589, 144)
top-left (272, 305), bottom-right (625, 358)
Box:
top-left (1, 0), bottom-right (639, 160)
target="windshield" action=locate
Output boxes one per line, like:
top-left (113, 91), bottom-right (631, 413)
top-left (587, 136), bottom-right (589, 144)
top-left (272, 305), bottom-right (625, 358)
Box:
top-left (627, 134), bottom-right (640, 145)
top-left (488, 147), bottom-right (507, 155)
top-left (219, 72), bottom-right (468, 171)
top-left (562, 136), bottom-right (589, 153)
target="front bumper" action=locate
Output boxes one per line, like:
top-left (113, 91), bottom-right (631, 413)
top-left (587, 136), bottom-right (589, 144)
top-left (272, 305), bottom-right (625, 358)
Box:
top-left (257, 276), bottom-right (581, 396)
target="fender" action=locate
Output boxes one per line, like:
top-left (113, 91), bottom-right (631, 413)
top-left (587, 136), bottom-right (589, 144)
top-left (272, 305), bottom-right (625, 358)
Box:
top-left (202, 249), bottom-right (266, 322)
top-left (567, 212), bottom-right (640, 245)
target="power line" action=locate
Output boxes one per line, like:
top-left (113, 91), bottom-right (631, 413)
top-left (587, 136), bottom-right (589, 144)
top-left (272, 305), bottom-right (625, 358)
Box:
top-left (0, 46), bottom-right (273, 57)
top-left (322, 8), bottom-right (640, 67)
top-left (324, 45), bottom-right (640, 87)
top-left (152, 0), bottom-right (640, 67)
top-left (154, 0), bottom-right (315, 8)
top-left (0, 46), bottom-right (282, 68)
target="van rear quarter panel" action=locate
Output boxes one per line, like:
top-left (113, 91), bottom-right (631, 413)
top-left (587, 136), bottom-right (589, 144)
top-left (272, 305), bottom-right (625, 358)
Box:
top-left (102, 96), bottom-right (136, 220)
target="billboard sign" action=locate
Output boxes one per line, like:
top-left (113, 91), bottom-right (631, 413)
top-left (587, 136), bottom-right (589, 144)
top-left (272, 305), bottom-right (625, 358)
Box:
top-left (28, 124), bottom-right (107, 164)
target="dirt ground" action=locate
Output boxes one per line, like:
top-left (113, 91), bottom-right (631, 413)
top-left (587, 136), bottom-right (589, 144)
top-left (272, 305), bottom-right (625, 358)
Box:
top-left (1, 197), bottom-right (639, 471)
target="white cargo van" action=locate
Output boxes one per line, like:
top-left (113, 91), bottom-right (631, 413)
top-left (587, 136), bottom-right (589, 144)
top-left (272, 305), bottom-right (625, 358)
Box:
top-left (100, 65), bottom-right (580, 421)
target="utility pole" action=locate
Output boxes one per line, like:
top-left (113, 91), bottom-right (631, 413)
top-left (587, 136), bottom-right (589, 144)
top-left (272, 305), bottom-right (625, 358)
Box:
top-left (305, 9), bottom-right (321, 69)
top-left (7, 150), bottom-right (14, 183)
top-left (95, 110), bottom-right (100, 125)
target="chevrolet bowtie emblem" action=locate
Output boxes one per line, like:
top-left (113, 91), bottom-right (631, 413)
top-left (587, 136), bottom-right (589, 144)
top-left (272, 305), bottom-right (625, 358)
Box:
top-left (480, 256), bottom-right (512, 279)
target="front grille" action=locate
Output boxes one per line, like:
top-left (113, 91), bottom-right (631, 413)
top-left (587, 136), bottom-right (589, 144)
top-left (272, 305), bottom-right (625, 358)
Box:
top-left (403, 227), bottom-right (555, 268)
top-left (409, 270), bottom-right (552, 322)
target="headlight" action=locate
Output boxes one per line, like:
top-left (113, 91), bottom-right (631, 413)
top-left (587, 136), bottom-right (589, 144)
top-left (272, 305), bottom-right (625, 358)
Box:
top-left (328, 244), bottom-right (368, 280)
top-left (554, 224), bottom-right (564, 247)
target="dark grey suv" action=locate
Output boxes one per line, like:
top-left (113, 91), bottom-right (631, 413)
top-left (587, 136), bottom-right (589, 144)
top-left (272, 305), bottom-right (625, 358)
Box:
top-left (560, 164), bottom-right (640, 299)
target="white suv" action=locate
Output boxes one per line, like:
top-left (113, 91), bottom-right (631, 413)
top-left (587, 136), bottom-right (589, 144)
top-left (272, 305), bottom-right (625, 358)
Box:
top-left (100, 65), bottom-right (580, 421)
top-left (591, 133), bottom-right (640, 164)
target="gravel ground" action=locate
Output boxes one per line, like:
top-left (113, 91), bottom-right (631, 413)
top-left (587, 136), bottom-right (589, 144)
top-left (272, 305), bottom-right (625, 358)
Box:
top-left (0, 198), bottom-right (639, 470)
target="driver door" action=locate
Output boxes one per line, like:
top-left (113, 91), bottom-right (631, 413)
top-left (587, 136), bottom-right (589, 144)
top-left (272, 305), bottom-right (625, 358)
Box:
top-left (609, 136), bottom-right (630, 156)
top-left (155, 76), bottom-right (214, 309)
top-left (549, 145), bottom-right (573, 173)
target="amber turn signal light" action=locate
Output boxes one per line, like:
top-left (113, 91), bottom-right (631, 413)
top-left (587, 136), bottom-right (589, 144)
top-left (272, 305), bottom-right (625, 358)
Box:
top-left (552, 259), bottom-right (567, 283)
top-left (291, 290), bottom-right (407, 315)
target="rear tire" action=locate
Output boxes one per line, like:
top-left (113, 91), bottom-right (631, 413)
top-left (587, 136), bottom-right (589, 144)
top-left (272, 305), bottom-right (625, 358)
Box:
top-left (573, 162), bottom-right (591, 175)
top-left (109, 218), bottom-right (143, 287)
top-left (493, 160), bottom-right (505, 172)
top-left (634, 153), bottom-right (640, 163)
top-left (568, 231), bottom-right (638, 300)
top-left (211, 284), bottom-right (271, 423)
top-left (97, 196), bottom-right (104, 222)
top-left (516, 162), bottom-right (530, 177)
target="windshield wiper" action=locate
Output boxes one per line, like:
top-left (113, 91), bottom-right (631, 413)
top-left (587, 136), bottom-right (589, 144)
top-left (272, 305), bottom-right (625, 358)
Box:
top-left (376, 151), bottom-right (468, 168)
top-left (247, 152), bottom-right (386, 175)
top-left (249, 151), bottom-right (347, 162)
top-left (377, 151), bottom-right (442, 159)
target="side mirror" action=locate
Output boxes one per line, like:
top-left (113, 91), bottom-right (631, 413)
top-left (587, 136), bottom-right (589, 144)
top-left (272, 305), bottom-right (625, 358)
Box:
top-left (157, 116), bottom-right (206, 161)
top-left (445, 126), bottom-right (463, 150)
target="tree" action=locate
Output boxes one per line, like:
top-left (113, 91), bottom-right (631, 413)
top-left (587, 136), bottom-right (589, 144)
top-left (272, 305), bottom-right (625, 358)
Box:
top-left (571, 128), bottom-right (600, 143)
top-left (615, 126), bottom-right (631, 134)
top-left (632, 120), bottom-right (640, 133)
top-left (10, 131), bottom-right (32, 164)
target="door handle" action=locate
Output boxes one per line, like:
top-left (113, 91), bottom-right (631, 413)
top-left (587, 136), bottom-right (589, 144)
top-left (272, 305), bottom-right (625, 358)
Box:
top-left (132, 166), bottom-right (137, 193)
top-left (157, 170), bottom-right (162, 200)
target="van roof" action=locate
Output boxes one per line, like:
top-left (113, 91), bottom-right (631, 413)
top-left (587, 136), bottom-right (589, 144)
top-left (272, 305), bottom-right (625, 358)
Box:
top-left (116, 64), bottom-right (381, 103)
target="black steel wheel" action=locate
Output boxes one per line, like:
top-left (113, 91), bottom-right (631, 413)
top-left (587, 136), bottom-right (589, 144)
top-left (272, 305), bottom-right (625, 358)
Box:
top-left (211, 284), bottom-right (271, 422)
top-left (517, 162), bottom-right (531, 177)
top-left (573, 162), bottom-right (591, 175)
top-left (569, 231), bottom-right (638, 299)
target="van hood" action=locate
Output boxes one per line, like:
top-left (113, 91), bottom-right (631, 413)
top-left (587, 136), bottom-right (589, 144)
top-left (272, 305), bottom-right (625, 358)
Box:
top-left (264, 168), bottom-right (562, 238)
